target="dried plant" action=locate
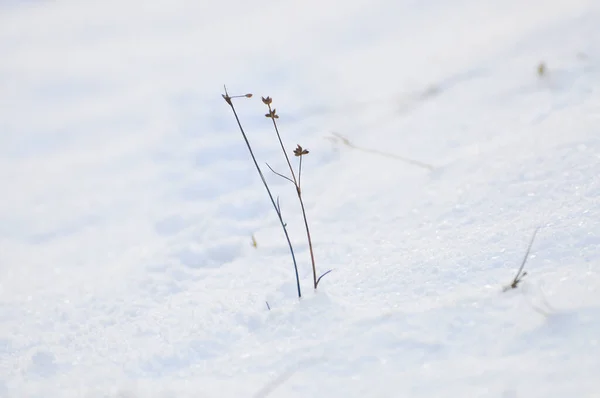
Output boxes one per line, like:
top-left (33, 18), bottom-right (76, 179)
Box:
top-left (222, 86), bottom-right (301, 298)
top-left (327, 132), bottom-right (435, 171)
top-left (262, 96), bottom-right (332, 289)
top-left (503, 227), bottom-right (540, 292)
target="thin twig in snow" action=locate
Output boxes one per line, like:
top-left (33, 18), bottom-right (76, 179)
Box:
top-left (503, 227), bottom-right (540, 292)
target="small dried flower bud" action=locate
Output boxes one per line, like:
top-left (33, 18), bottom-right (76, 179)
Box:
top-left (293, 144), bottom-right (309, 157)
top-left (261, 96), bottom-right (272, 105)
top-left (245, 93), bottom-right (253, 98)
top-left (265, 109), bottom-right (279, 119)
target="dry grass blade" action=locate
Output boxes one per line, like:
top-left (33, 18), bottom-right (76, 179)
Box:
top-left (329, 132), bottom-right (435, 171)
top-left (503, 227), bottom-right (540, 292)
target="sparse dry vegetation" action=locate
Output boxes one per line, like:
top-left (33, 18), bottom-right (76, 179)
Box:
top-left (222, 87), bottom-right (302, 298)
top-left (503, 227), bottom-right (540, 292)
top-left (222, 88), bottom-right (331, 297)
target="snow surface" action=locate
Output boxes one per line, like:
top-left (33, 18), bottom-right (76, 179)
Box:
top-left (1, 0), bottom-right (600, 397)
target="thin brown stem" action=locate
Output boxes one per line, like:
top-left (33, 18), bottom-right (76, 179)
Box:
top-left (295, 153), bottom-right (320, 288)
top-left (265, 99), bottom-right (321, 289)
top-left (268, 104), bottom-right (298, 186)
top-left (298, 154), bottom-right (303, 190)
top-left (298, 192), bottom-right (318, 288)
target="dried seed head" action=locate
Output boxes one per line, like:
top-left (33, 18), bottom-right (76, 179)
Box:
top-left (223, 91), bottom-right (252, 103)
top-left (261, 96), bottom-right (272, 105)
top-left (293, 144), bottom-right (309, 157)
top-left (265, 109), bottom-right (279, 119)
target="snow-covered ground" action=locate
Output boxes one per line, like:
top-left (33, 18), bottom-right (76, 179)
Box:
top-left (1, 0), bottom-right (599, 396)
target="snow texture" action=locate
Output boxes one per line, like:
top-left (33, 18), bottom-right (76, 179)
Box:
top-left (1, 0), bottom-right (599, 397)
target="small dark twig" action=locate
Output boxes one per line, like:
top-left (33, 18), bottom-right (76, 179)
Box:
top-left (266, 162), bottom-right (295, 185)
top-left (266, 301), bottom-right (271, 311)
top-left (503, 227), bottom-right (540, 292)
top-left (329, 132), bottom-right (435, 171)
top-left (316, 269), bottom-right (333, 287)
